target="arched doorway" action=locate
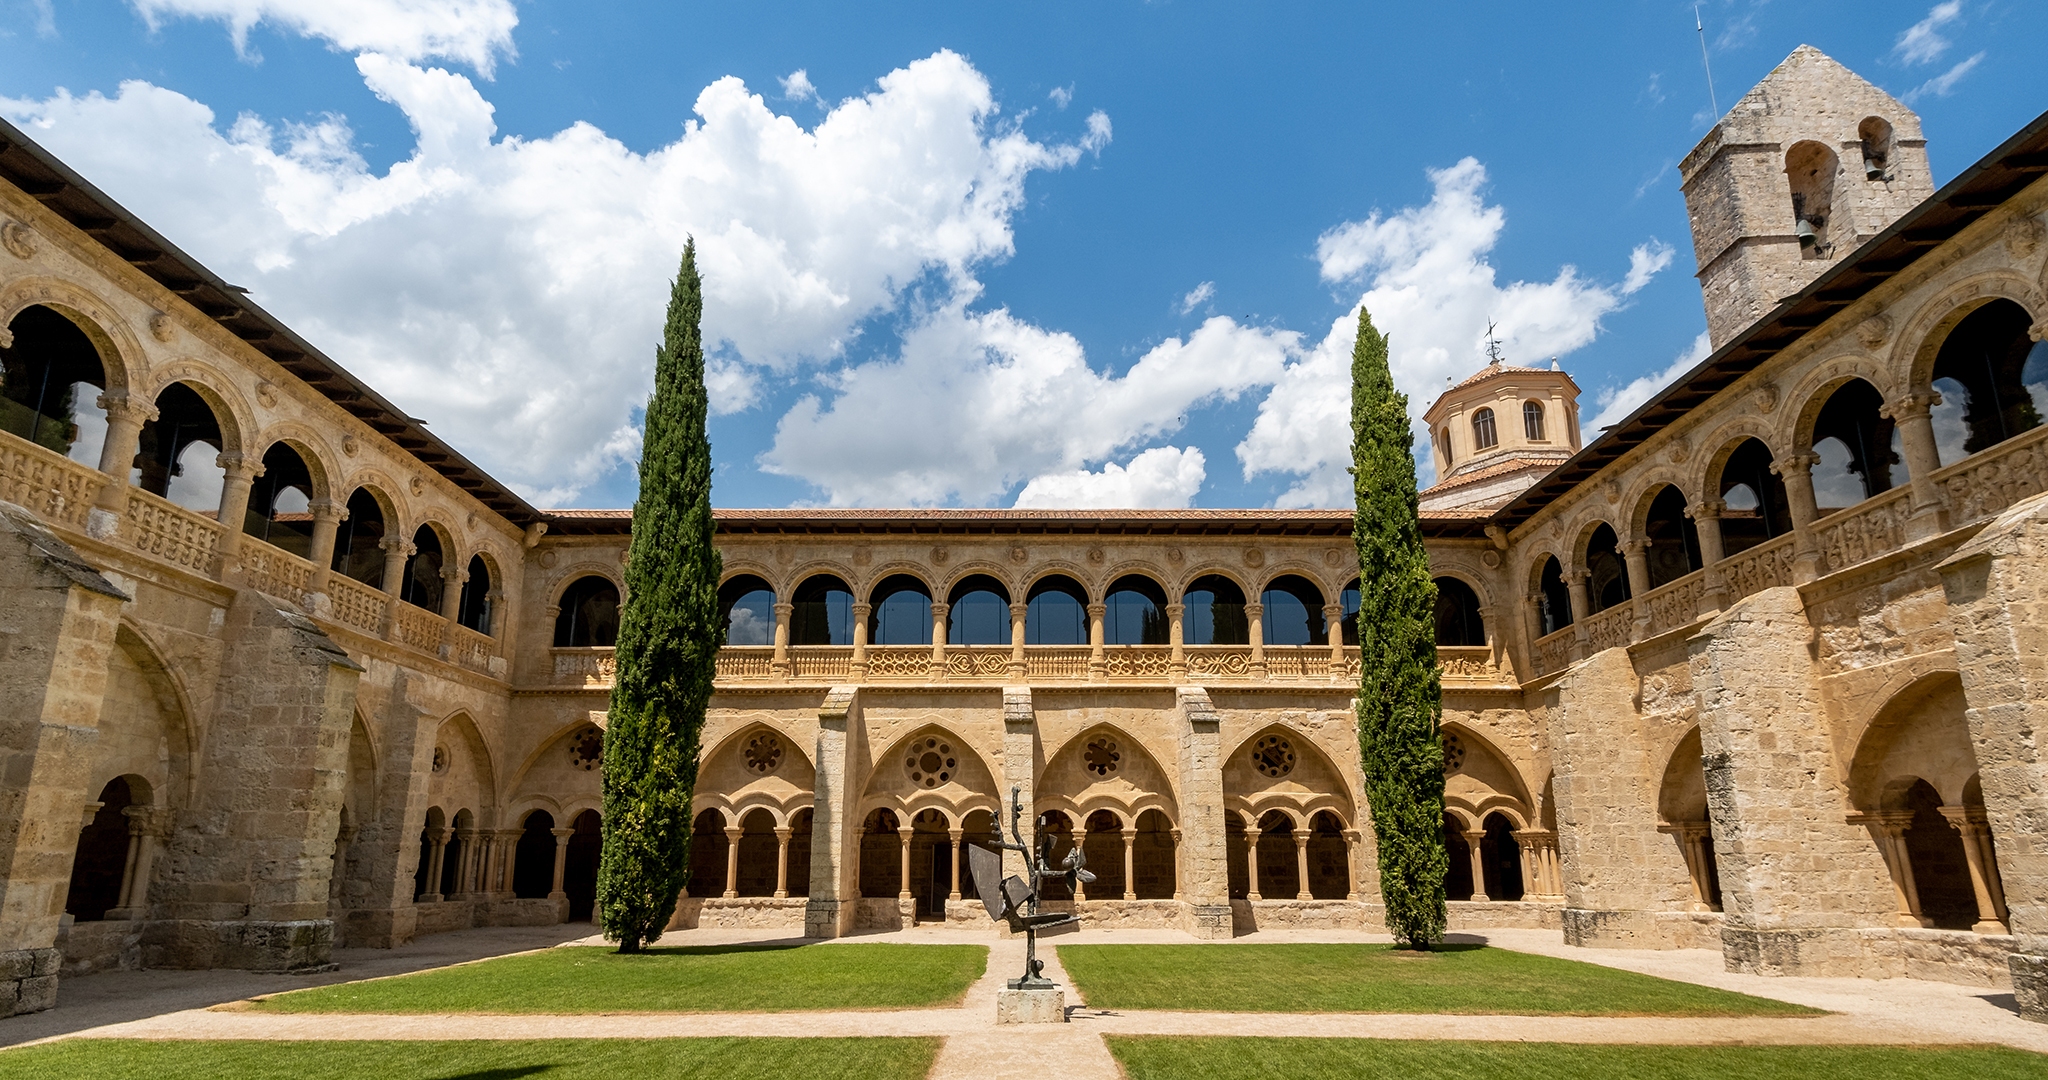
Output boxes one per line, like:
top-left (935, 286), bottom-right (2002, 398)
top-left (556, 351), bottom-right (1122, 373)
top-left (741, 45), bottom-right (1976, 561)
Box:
top-left (65, 778), bottom-right (137, 921)
top-left (564, 810), bottom-right (601, 921)
top-left (513, 810), bottom-right (557, 900)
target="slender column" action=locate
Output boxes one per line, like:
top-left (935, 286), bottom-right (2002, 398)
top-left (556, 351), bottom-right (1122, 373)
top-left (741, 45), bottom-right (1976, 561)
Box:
top-left (948, 828), bottom-right (964, 901)
top-left (1245, 831), bottom-right (1262, 901)
top-left (896, 825), bottom-right (915, 901)
top-left (92, 391), bottom-right (156, 512)
top-left (849, 602), bottom-right (871, 681)
top-left (1884, 391), bottom-right (1950, 539)
top-left (929, 600), bottom-right (949, 679)
top-left (1122, 828), bottom-right (1138, 901)
top-left (1341, 829), bottom-right (1361, 900)
top-left (723, 825), bottom-right (743, 898)
top-left (1245, 601), bottom-right (1266, 677)
top-left (1292, 828), bottom-right (1313, 901)
top-left (1772, 452), bottom-right (1824, 582)
top-left (422, 827), bottom-right (449, 902)
top-left (209, 452), bottom-right (263, 579)
top-left (1687, 500), bottom-right (1728, 614)
top-left (1087, 602), bottom-right (1107, 682)
top-left (485, 588), bottom-right (507, 642)
top-left (1166, 602), bottom-right (1186, 682)
top-left (1620, 540), bottom-right (1651, 642)
top-left (1009, 605), bottom-right (1027, 679)
top-left (1940, 808), bottom-right (2009, 934)
top-left (1073, 832), bottom-right (1087, 902)
top-left (1464, 829), bottom-right (1490, 902)
top-left (499, 830), bottom-right (522, 894)
top-left (771, 602), bottom-right (792, 677)
top-left (303, 499), bottom-right (345, 596)
top-left (1523, 592), bottom-right (1550, 666)
top-left (775, 826), bottom-right (794, 899)
top-left (454, 828), bottom-right (480, 897)
top-left (108, 813), bottom-right (144, 918)
top-left (1661, 823), bottom-right (1713, 910)
top-left (1169, 828), bottom-right (1183, 901)
top-left (1322, 603), bottom-right (1346, 682)
top-left (377, 538), bottom-right (413, 637)
top-left (1564, 570), bottom-right (1591, 659)
top-left (440, 565), bottom-right (467, 622)
top-left (549, 826), bottom-right (572, 899)
top-left (1860, 814), bottom-right (1931, 927)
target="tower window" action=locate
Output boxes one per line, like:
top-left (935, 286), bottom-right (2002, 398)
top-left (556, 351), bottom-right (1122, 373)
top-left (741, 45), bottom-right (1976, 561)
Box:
top-left (1859, 116), bottom-right (1894, 182)
top-left (1472, 408), bottom-right (1498, 451)
top-left (1523, 401), bottom-right (1545, 441)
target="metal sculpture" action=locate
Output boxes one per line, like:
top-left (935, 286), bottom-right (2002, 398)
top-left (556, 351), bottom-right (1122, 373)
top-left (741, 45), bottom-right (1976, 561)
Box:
top-left (969, 785), bottom-right (1094, 990)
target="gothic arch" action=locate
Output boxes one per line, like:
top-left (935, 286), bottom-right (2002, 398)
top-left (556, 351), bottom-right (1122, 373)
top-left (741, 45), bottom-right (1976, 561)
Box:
top-left (1039, 722), bottom-right (1180, 827)
top-left (860, 723), bottom-right (1000, 824)
top-left (105, 622), bottom-right (198, 808)
top-left (695, 721), bottom-right (817, 827)
top-left (1848, 671), bottom-right (1980, 811)
top-left (1022, 562), bottom-right (1097, 600)
top-left (1440, 722), bottom-right (1535, 827)
top-left (1222, 722), bottom-right (1355, 827)
top-left (430, 711), bottom-right (498, 825)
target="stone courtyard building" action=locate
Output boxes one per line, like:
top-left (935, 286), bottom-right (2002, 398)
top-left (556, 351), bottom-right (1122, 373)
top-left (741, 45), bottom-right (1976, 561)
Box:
top-left (5, 44), bottom-right (2048, 1022)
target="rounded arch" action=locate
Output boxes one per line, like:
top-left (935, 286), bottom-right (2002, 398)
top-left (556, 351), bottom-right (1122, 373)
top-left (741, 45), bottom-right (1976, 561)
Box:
top-left (147, 366), bottom-right (252, 456)
top-left (253, 423), bottom-right (342, 504)
top-left (1258, 573), bottom-right (1327, 646)
top-left (1433, 575), bottom-right (1486, 646)
top-left (3, 302), bottom-right (113, 466)
top-left (1101, 561), bottom-right (1175, 598)
top-left (1023, 571), bottom-right (1090, 645)
top-left (553, 573), bottom-right (622, 648)
top-left (1787, 359), bottom-right (1899, 449)
top-left (1633, 483), bottom-right (1704, 589)
top-left (939, 563), bottom-right (1019, 603)
top-left (1580, 521), bottom-right (1631, 615)
top-left (1021, 561), bottom-right (1098, 599)
top-left (868, 571), bottom-right (935, 646)
top-left (1848, 671), bottom-right (1980, 811)
top-left (1180, 572), bottom-right (1246, 646)
top-left (1103, 572), bottom-right (1170, 646)
top-left (1899, 272), bottom-right (2044, 390)
top-left (0, 277), bottom-right (144, 395)
top-left (339, 468), bottom-right (408, 534)
top-left (1694, 416), bottom-right (1785, 496)
top-left (945, 572), bottom-right (1012, 646)
top-left (718, 572), bottom-right (776, 647)
top-left (789, 570), bottom-right (855, 646)
top-left (1658, 726), bottom-right (1709, 824)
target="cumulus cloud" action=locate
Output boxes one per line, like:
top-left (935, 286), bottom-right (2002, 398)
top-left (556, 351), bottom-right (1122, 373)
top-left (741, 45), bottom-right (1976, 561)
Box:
top-left (1893, 1), bottom-right (1963, 66)
top-left (130, 0), bottom-right (519, 74)
top-left (1905, 51), bottom-right (1985, 103)
top-left (779, 68), bottom-right (820, 103)
top-left (1236, 157), bottom-right (1668, 507)
top-left (1048, 84), bottom-right (1074, 109)
top-left (1013, 446), bottom-right (1206, 509)
top-left (1179, 281), bottom-right (1215, 314)
top-left (4, 49), bottom-right (1111, 505)
top-left (764, 311), bottom-right (1296, 506)
top-left (1586, 331), bottom-right (1712, 433)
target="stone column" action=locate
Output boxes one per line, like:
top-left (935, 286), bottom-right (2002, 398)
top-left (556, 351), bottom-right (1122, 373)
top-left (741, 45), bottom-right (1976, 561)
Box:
top-left (896, 825), bottom-right (915, 902)
top-left (947, 828), bottom-right (964, 901)
top-left (1940, 807), bottom-right (2011, 935)
top-left (1771, 452), bottom-right (1823, 582)
top-left (1691, 586), bottom-right (1894, 978)
top-left (454, 828), bottom-right (481, 897)
top-left (497, 829), bottom-right (521, 895)
top-left (1323, 603), bottom-right (1346, 682)
top-left (1244, 830), bottom-right (1262, 901)
top-left (1565, 569), bottom-right (1591, 658)
top-left (1173, 688), bottom-right (1229, 937)
top-left (1072, 833), bottom-right (1087, 902)
top-left (771, 602), bottom-right (792, 677)
top-left (1087, 602), bottom-right (1107, 682)
top-left (1464, 829), bottom-right (1490, 902)
top-left (802, 692), bottom-right (860, 938)
top-left (109, 806), bottom-right (172, 920)
top-left (1122, 828), bottom-right (1138, 901)
top-left (549, 827), bottom-right (572, 899)
top-left (1657, 823), bottom-right (1715, 911)
top-left (439, 564), bottom-right (467, 624)
top-left (1688, 500), bottom-right (1728, 615)
top-left (1621, 540), bottom-right (1652, 642)
top-left (1009, 606), bottom-right (1027, 679)
top-left (1341, 829), bottom-right (1362, 901)
top-left (420, 828), bottom-right (448, 902)
top-left (928, 600), bottom-right (949, 679)
top-left (849, 605), bottom-right (871, 681)
top-left (1246, 601), bottom-right (1266, 678)
top-left (303, 500), bottom-right (344, 598)
top-left (209, 452), bottom-right (263, 580)
top-left (1884, 391), bottom-right (1949, 539)
top-left (1855, 814), bottom-right (1929, 927)
top-left (1935, 495), bottom-right (2048, 1019)
top-left (1170, 829), bottom-right (1184, 900)
top-left (775, 826), bottom-right (793, 899)
top-left (485, 589), bottom-right (507, 644)
top-left (723, 825), bottom-right (743, 898)
top-left (1293, 829), bottom-right (1313, 901)
top-left (376, 538), bottom-right (413, 639)
top-left (90, 391), bottom-right (155, 516)
top-left (1166, 603), bottom-right (1187, 682)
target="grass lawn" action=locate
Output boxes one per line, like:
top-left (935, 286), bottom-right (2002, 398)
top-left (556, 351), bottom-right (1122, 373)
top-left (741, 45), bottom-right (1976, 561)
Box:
top-left (0, 1037), bottom-right (940, 1080)
top-left (1104, 1037), bottom-right (2047, 1080)
top-left (250, 943), bottom-right (986, 1014)
top-left (1059, 943), bottom-right (1819, 1016)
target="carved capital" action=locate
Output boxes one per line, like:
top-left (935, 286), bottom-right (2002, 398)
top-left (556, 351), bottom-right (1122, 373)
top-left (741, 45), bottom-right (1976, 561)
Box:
top-left (307, 498), bottom-right (345, 523)
top-left (1165, 603), bottom-right (1185, 618)
top-left (1686, 498), bottom-right (1725, 521)
top-left (1086, 602), bottom-right (1107, 618)
top-left (1243, 601), bottom-right (1264, 619)
top-left (216, 452), bottom-right (263, 480)
top-left (379, 536), bottom-right (417, 558)
top-left (851, 602), bottom-right (872, 619)
top-left (440, 566), bottom-right (468, 584)
top-left (1771, 452), bottom-right (1819, 478)
top-left (96, 391), bottom-right (159, 426)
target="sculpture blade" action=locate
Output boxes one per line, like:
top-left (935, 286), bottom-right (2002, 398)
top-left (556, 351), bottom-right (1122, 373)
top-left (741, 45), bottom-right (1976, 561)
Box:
top-left (969, 843), bottom-right (1007, 920)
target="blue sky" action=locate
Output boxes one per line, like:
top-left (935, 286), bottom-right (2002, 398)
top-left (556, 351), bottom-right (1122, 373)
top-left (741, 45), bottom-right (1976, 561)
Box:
top-left (4, 1), bottom-right (2043, 510)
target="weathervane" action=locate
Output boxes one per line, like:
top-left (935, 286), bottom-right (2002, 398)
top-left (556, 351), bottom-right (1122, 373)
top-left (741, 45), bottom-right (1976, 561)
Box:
top-left (970, 786), bottom-right (1094, 990)
top-left (1483, 321), bottom-right (1505, 365)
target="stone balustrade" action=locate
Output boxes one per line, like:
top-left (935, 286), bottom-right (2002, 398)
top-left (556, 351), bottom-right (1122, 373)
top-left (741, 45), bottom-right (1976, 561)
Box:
top-left (0, 437), bottom-right (108, 531)
top-left (124, 488), bottom-right (224, 575)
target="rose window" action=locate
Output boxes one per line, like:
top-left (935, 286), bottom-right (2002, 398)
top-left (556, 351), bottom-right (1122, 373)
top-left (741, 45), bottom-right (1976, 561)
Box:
top-left (570, 727), bottom-right (603, 771)
top-left (1442, 733), bottom-right (1466, 772)
top-left (1084, 737), bottom-right (1121, 778)
top-left (1252, 735), bottom-right (1296, 778)
top-left (905, 736), bottom-right (957, 788)
top-left (744, 732), bottom-right (783, 775)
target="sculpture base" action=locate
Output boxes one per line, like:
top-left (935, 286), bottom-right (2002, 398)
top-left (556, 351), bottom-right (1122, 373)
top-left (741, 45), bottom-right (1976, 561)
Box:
top-left (995, 987), bottom-right (1067, 1024)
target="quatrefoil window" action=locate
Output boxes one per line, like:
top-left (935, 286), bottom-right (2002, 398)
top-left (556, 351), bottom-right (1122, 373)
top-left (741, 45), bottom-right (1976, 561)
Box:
top-left (744, 733), bottom-right (783, 775)
top-left (570, 727), bottom-right (603, 771)
top-left (906, 736), bottom-right (957, 788)
top-left (1084, 738), bottom-right (1121, 778)
top-left (1252, 735), bottom-right (1296, 778)
top-left (1442, 733), bottom-right (1466, 772)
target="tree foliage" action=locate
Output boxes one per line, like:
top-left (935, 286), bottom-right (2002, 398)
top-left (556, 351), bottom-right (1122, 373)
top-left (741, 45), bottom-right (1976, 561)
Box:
top-left (597, 239), bottom-right (723, 952)
top-left (1349, 305), bottom-right (1449, 948)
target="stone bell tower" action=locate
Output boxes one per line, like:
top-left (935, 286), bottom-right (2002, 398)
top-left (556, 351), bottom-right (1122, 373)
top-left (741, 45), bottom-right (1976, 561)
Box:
top-left (1680, 45), bottom-right (1935, 347)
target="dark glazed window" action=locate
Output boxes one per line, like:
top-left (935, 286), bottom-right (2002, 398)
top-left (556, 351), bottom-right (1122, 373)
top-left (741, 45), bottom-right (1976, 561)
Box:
top-left (1338, 578), bottom-right (1361, 646)
top-left (1182, 575), bottom-right (1247, 645)
top-left (1472, 407), bottom-right (1498, 450)
top-left (1025, 576), bottom-right (1088, 645)
top-left (947, 575), bottom-right (1011, 645)
top-left (1434, 577), bottom-right (1485, 646)
top-left (1929, 299), bottom-right (2048, 464)
top-left (1103, 575), bottom-right (1168, 645)
top-left (554, 576), bottom-right (620, 647)
top-left (1259, 575), bottom-right (1326, 646)
top-left (791, 575), bottom-right (853, 645)
top-left (869, 575), bottom-right (933, 645)
top-left (719, 574), bottom-right (775, 646)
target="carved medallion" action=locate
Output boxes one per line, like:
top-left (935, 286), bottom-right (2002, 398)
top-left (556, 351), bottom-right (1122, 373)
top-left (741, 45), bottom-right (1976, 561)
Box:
top-left (570, 727), bottom-right (604, 771)
top-left (342, 434), bottom-right (360, 457)
top-left (1243, 548), bottom-right (1265, 569)
top-left (148, 312), bottom-right (176, 343)
top-left (905, 736), bottom-right (957, 788)
top-left (1, 220), bottom-right (35, 260)
top-left (743, 732), bottom-right (783, 774)
top-left (1252, 734), bottom-right (1295, 778)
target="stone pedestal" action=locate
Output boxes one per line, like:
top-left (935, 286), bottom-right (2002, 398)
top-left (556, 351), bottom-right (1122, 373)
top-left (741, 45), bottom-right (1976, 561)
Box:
top-left (995, 987), bottom-right (1067, 1024)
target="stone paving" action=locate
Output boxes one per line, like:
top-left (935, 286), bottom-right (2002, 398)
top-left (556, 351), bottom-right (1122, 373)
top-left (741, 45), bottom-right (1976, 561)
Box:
top-left (2, 923), bottom-right (2044, 1079)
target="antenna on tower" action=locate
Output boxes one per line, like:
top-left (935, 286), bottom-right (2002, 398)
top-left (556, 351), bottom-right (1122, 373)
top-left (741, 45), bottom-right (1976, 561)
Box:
top-left (1695, 5), bottom-right (1719, 118)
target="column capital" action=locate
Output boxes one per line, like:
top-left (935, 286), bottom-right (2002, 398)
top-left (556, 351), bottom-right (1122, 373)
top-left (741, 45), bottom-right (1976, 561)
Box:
top-left (440, 565), bottom-right (468, 584)
top-left (121, 804), bottom-right (175, 838)
top-left (773, 602), bottom-right (794, 616)
top-left (216, 451), bottom-right (264, 480)
top-left (1321, 602), bottom-right (1345, 617)
top-left (851, 602), bottom-right (873, 618)
top-left (1881, 390), bottom-right (1940, 421)
top-left (1620, 539), bottom-right (1649, 557)
top-left (1770, 452), bottom-right (1820, 477)
top-left (96, 391), bottom-right (158, 425)
top-left (1564, 568), bottom-right (1591, 586)
top-left (379, 536), bottom-right (416, 557)
top-left (424, 826), bottom-right (449, 843)
top-left (1292, 828), bottom-right (1312, 843)
top-left (1165, 602), bottom-right (1186, 617)
top-left (307, 498), bottom-right (346, 523)
top-left (78, 801), bottom-right (105, 829)
top-left (551, 827), bottom-right (576, 839)
top-left (1937, 805), bottom-right (1989, 832)
top-left (896, 824), bottom-right (917, 839)
top-left (723, 825), bottom-right (744, 841)
top-left (929, 600), bottom-right (949, 617)
top-left (1243, 601), bottom-right (1264, 618)
top-left (1086, 602), bottom-right (1107, 617)
top-left (1686, 498), bottom-right (1725, 521)
top-left (485, 588), bottom-right (506, 603)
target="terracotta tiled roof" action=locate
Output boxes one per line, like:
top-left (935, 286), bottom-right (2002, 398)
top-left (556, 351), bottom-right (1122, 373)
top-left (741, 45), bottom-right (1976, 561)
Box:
top-left (542, 506), bottom-right (1489, 538)
top-left (1450, 362), bottom-right (1552, 390)
top-left (1423, 454), bottom-right (1570, 495)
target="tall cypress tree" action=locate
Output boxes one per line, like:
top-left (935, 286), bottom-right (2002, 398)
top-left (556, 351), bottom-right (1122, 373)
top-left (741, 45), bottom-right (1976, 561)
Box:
top-left (1349, 305), bottom-right (1450, 949)
top-left (597, 239), bottom-right (723, 953)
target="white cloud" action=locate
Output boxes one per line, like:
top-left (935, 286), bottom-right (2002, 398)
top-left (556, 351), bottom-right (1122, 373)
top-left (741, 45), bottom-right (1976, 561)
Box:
top-left (130, 0), bottom-right (519, 74)
top-left (763, 311), bottom-right (1296, 506)
top-left (1237, 157), bottom-right (1668, 507)
top-left (3, 49), bottom-right (1105, 505)
top-left (1013, 446), bottom-right (1206, 509)
top-left (1179, 281), bottom-right (1215, 314)
top-left (1586, 331), bottom-right (1711, 433)
top-left (779, 69), bottom-right (821, 104)
top-left (1905, 51), bottom-right (1984, 103)
top-left (1048, 84), bottom-right (1074, 110)
top-left (1893, 1), bottom-right (1963, 66)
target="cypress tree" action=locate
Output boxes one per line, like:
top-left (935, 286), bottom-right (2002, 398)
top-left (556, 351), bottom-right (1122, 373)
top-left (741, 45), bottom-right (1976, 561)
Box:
top-left (1348, 305), bottom-right (1450, 949)
top-left (597, 239), bottom-right (723, 953)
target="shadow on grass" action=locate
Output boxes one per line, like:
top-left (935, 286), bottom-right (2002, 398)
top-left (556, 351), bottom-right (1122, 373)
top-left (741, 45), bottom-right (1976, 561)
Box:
top-left (623, 943), bottom-right (815, 957)
top-left (433, 1069), bottom-right (562, 1080)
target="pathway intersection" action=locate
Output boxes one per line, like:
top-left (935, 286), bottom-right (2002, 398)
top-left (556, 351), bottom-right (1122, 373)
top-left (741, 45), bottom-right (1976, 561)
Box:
top-left (3, 924), bottom-right (2043, 1079)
